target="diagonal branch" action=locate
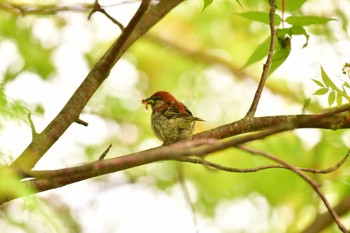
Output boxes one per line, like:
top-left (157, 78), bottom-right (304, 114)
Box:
top-left (10, 0), bottom-right (184, 171)
top-left (245, 0), bottom-right (277, 117)
top-left (238, 145), bottom-right (349, 233)
top-left (302, 195), bottom-right (350, 233)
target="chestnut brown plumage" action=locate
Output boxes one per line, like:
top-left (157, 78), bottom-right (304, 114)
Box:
top-left (142, 91), bottom-right (204, 145)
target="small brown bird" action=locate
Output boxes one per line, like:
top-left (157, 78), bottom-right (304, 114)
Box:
top-left (142, 91), bottom-right (204, 145)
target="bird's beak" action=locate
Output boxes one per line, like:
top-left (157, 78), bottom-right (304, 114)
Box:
top-left (141, 98), bottom-right (149, 110)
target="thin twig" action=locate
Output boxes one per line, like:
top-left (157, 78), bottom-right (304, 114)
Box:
top-left (0, 2), bottom-right (90, 15)
top-left (27, 113), bottom-right (38, 139)
top-left (88, 0), bottom-right (125, 31)
top-left (302, 196), bottom-right (350, 233)
top-left (245, 0), bottom-right (277, 117)
top-left (75, 118), bottom-right (89, 126)
top-left (99, 8), bottom-right (125, 31)
top-left (99, 144), bottom-right (112, 161)
top-left (88, 0), bottom-right (99, 19)
top-left (238, 145), bottom-right (349, 233)
top-left (178, 149), bottom-right (349, 174)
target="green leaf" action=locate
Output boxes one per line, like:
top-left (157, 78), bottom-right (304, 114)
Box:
top-left (269, 34), bottom-right (291, 75)
top-left (237, 11), bottom-right (281, 25)
top-left (243, 31), bottom-right (291, 74)
top-left (234, 0), bottom-right (244, 10)
top-left (328, 91), bottom-right (335, 106)
top-left (321, 66), bottom-right (340, 92)
top-left (313, 88), bottom-right (328, 95)
top-left (285, 16), bottom-right (336, 26)
top-left (336, 93), bottom-right (343, 106)
top-left (0, 13), bottom-right (55, 80)
top-left (312, 79), bottom-right (324, 87)
top-left (343, 82), bottom-right (350, 89)
top-left (242, 37), bottom-right (270, 68)
top-left (202, 0), bottom-right (213, 11)
top-left (34, 104), bottom-right (45, 115)
top-left (0, 88), bottom-right (28, 126)
top-left (289, 26), bottom-right (309, 47)
top-left (276, 0), bottom-right (307, 11)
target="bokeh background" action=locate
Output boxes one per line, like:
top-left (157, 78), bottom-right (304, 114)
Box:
top-left (1, 0), bottom-right (350, 232)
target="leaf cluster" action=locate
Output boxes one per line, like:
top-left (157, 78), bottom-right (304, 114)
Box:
top-left (238, 9), bottom-right (335, 75)
top-left (313, 66), bottom-right (350, 107)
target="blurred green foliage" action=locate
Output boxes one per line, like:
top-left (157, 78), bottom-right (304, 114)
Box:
top-left (0, 13), bottom-right (55, 82)
top-left (0, 87), bottom-right (27, 125)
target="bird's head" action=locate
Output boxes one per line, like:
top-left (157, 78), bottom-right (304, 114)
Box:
top-left (141, 91), bottom-right (176, 110)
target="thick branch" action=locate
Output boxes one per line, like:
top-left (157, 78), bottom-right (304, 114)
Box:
top-left (195, 106), bottom-right (350, 140)
top-left (10, 0), bottom-right (184, 171)
top-left (2, 105), bottom-right (350, 205)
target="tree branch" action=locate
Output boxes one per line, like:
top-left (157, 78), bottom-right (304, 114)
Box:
top-left (245, 0), bottom-right (277, 117)
top-left (74, 118), bottom-right (89, 126)
top-left (2, 105), bottom-right (350, 205)
top-left (88, 0), bottom-right (125, 31)
top-left (238, 145), bottom-right (349, 233)
top-left (10, 0), bottom-right (184, 171)
top-left (98, 144), bottom-right (112, 161)
top-left (302, 195), bottom-right (350, 233)
top-left (27, 113), bottom-right (38, 139)
top-left (178, 149), bottom-right (349, 174)
top-left (195, 104), bottom-right (350, 140)
top-left (0, 2), bottom-right (91, 15)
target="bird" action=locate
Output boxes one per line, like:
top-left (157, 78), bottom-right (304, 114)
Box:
top-left (142, 91), bottom-right (204, 145)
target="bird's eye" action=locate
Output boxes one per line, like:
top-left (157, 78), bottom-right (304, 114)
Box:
top-left (148, 99), bottom-right (155, 105)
